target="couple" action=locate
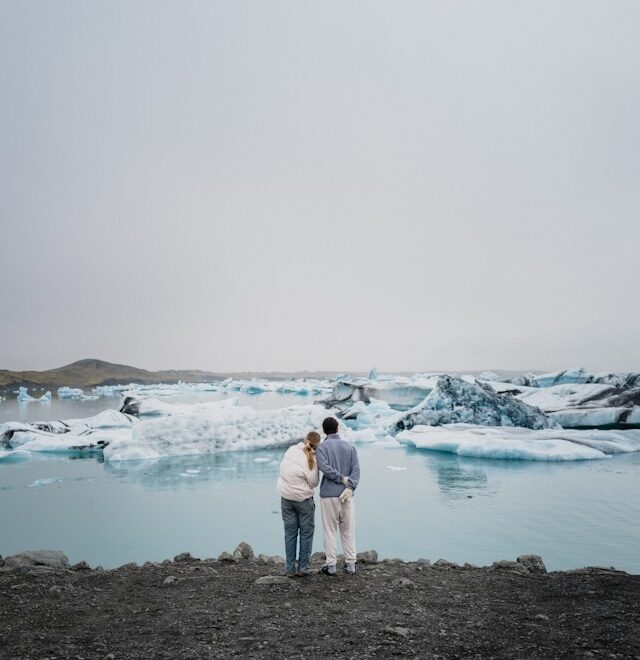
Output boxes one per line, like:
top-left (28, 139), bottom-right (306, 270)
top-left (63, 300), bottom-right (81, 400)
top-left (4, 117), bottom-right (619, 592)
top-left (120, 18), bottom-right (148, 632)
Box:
top-left (277, 416), bottom-right (360, 577)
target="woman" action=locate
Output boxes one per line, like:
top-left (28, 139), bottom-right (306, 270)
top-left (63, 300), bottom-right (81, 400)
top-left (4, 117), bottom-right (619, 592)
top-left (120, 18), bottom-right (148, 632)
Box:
top-left (277, 431), bottom-right (321, 577)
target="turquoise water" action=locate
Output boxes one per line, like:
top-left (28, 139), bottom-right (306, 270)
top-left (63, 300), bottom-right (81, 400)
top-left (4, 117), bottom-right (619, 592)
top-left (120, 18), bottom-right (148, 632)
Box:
top-left (1, 394), bottom-right (639, 572)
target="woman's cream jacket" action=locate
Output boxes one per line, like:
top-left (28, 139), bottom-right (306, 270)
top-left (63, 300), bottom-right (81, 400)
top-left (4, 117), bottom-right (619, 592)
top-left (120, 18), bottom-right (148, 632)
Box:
top-left (277, 442), bottom-right (319, 501)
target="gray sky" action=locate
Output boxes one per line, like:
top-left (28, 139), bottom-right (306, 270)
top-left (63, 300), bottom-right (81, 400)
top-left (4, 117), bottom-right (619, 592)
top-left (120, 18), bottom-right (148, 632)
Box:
top-left (1, 1), bottom-right (639, 373)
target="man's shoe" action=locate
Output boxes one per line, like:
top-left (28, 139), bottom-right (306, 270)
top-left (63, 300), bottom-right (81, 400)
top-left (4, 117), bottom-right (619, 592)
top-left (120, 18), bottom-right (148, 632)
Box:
top-left (344, 562), bottom-right (356, 575)
top-left (320, 565), bottom-right (337, 576)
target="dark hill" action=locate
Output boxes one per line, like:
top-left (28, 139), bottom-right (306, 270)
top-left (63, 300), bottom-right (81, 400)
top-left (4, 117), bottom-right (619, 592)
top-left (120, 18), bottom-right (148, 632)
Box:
top-left (0, 359), bottom-right (219, 390)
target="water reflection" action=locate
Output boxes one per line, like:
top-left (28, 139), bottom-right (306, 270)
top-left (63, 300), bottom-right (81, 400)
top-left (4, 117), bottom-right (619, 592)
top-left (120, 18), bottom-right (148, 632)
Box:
top-left (103, 449), bottom-right (284, 491)
top-left (405, 447), bottom-right (493, 501)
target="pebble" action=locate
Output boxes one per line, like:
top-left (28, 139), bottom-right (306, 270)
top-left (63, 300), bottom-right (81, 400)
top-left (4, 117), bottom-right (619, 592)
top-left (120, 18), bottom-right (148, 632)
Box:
top-left (254, 575), bottom-right (295, 586)
top-left (393, 577), bottom-right (417, 589)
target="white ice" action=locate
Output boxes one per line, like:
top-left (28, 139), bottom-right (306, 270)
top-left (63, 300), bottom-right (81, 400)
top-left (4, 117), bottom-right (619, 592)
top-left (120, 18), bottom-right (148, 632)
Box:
top-left (397, 424), bottom-right (640, 461)
top-left (57, 386), bottom-right (99, 401)
top-left (104, 403), bottom-right (328, 461)
top-left (516, 383), bottom-right (617, 412)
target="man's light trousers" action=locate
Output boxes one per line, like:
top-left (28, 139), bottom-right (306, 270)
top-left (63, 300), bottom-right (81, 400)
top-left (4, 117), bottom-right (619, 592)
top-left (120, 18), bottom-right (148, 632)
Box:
top-left (320, 496), bottom-right (356, 566)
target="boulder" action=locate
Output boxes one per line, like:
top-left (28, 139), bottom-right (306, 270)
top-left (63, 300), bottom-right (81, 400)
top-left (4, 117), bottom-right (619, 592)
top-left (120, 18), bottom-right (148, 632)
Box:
top-left (356, 550), bottom-right (379, 564)
top-left (174, 552), bottom-right (197, 563)
top-left (433, 559), bottom-right (460, 570)
top-left (491, 560), bottom-right (529, 575)
top-left (517, 555), bottom-right (547, 574)
top-left (3, 550), bottom-right (70, 571)
top-left (393, 577), bottom-right (417, 589)
top-left (217, 551), bottom-right (237, 563)
top-left (233, 542), bottom-right (255, 561)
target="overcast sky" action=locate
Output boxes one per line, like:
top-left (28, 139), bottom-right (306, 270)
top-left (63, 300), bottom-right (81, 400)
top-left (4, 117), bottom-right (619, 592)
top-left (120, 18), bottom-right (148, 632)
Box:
top-left (1, 1), bottom-right (639, 373)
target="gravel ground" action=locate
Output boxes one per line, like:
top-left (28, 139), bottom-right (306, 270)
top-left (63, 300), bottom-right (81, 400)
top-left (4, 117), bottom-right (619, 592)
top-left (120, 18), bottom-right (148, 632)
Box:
top-left (0, 547), bottom-right (639, 660)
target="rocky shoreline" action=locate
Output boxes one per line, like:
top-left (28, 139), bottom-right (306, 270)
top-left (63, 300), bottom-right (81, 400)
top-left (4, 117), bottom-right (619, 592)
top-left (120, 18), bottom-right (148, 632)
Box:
top-left (1, 545), bottom-right (638, 659)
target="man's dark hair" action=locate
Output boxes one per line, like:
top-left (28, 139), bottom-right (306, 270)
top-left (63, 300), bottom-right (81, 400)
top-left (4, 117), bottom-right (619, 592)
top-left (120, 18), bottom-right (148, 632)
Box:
top-left (322, 417), bottom-right (339, 435)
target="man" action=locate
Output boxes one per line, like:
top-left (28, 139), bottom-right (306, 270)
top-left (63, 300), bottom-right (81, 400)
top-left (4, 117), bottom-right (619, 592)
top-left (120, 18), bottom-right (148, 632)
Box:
top-left (315, 416), bottom-right (361, 575)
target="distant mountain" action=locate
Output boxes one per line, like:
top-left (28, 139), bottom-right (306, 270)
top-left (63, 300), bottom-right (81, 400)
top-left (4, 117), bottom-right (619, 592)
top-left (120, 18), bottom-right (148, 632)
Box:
top-left (0, 359), bottom-right (221, 390)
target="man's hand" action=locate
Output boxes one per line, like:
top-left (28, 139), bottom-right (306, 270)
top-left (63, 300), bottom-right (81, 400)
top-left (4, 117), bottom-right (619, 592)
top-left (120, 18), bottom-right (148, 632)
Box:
top-left (342, 476), bottom-right (350, 487)
top-left (339, 488), bottom-right (353, 504)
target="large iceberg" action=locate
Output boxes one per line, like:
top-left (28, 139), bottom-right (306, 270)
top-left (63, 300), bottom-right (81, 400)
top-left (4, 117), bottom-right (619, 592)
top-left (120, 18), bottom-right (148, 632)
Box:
top-left (119, 394), bottom-right (238, 417)
top-left (397, 424), bottom-right (640, 461)
top-left (395, 376), bottom-right (557, 431)
top-left (515, 382), bottom-right (640, 429)
top-left (104, 403), bottom-right (327, 461)
top-left (516, 368), bottom-right (640, 390)
top-left (318, 375), bottom-right (437, 414)
top-left (0, 409), bottom-right (138, 454)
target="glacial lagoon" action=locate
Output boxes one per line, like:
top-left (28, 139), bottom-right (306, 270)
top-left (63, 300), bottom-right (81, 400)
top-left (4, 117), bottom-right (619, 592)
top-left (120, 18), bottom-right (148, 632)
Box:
top-left (1, 391), bottom-right (639, 572)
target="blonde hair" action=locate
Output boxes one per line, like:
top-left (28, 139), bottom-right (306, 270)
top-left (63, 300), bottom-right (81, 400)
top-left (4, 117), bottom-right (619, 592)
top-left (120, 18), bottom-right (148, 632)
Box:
top-left (304, 431), bottom-right (321, 470)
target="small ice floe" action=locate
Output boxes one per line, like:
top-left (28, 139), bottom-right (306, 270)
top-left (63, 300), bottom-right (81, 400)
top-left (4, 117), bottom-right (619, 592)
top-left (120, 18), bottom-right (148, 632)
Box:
top-left (185, 468), bottom-right (201, 474)
top-left (17, 388), bottom-right (52, 403)
top-left (253, 457), bottom-right (271, 463)
top-left (57, 387), bottom-right (99, 401)
top-left (387, 465), bottom-right (408, 471)
top-left (28, 478), bottom-right (63, 487)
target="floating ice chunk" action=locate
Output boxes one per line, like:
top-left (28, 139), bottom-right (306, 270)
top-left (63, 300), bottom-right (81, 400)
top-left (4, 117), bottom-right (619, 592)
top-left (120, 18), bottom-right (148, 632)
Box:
top-left (17, 387), bottom-right (35, 402)
top-left (397, 424), bottom-right (640, 461)
top-left (516, 383), bottom-right (617, 411)
top-left (254, 457), bottom-right (271, 463)
top-left (0, 410), bottom-right (137, 455)
top-left (120, 395), bottom-right (238, 417)
top-left (479, 371), bottom-right (501, 382)
top-left (515, 383), bottom-right (640, 429)
top-left (387, 465), bottom-right (408, 471)
top-left (319, 377), bottom-right (434, 413)
top-left (10, 428), bottom-right (131, 453)
top-left (396, 376), bottom-right (557, 431)
top-left (104, 404), bottom-right (326, 461)
top-left (533, 368), bottom-right (593, 388)
top-left (342, 398), bottom-right (403, 431)
top-left (548, 407), bottom-right (633, 429)
top-left (57, 386), bottom-right (98, 400)
top-left (28, 478), bottom-right (63, 487)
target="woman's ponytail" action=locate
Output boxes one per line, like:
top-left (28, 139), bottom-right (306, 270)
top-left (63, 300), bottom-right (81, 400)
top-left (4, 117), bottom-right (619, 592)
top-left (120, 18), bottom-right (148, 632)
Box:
top-left (304, 431), bottom-right (321, 470)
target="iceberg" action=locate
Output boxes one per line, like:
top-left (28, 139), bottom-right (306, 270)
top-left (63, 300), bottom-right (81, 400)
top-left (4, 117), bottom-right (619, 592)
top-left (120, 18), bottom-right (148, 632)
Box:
top-left (119, 394), bottom-right (238, 417)
top-left (0, 409), bottom-right (138, 454)
top-left (516, 383), bottom-right (640, 429)
top-left (523, 368), bottom-right (640, 390)
top-left (395, 376), bottom-right (558, 431)
top-left (104, 403), bottom-right (327, 461)
top-left (397, 424), bottom-right (640, 461)
top-left (57, 386), bottom-right (98, 400)
top-left (319, 375), bottom-right (436, 414)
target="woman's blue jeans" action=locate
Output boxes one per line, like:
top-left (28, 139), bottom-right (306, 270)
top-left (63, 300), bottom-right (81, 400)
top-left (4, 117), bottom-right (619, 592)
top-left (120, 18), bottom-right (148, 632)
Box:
top-left (281, 496), bottom-right (315, 574)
